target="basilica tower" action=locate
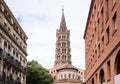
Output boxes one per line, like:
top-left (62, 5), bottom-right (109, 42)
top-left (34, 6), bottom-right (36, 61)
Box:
top-left (54, 9), bottom-right (72, 67)
top-left (49, 9), bottom-right (85, 84)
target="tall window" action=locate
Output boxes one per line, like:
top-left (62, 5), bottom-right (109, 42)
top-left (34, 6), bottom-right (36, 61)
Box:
top-left (107, 61), bottom-right (111, 81)
top-left (99, 69), bottom-right (105, 83)
top-left (62, 55), bottom-right (64, 59)
top-left (4, 41), bottom-right (7, 47)
top-left (61, 74), bottom-right (63, 79)
top-left (115, 50), bottom-right (120, 75)
top-left (98, 44), bottom-right (100, 57)
top-left (64, 74), bottom-right (66, 79)
top-left (68, 74), bottom-right (71, 78)
top-left (92, 78), bottom-right (95, 84)
top-left (101, 8), bottom-right (104, 33)
top-left (101, 36), bottom-right (104, 52)
top-left (112, 12), bottom-right (117, 30)
top-left (106, 0), bottom-right (109, 22)
top-left (78, 76), bottom-right (80, 80)
top-left (73, 74), bottom-right (74, 79)
top-left (98, 19), bottom-right (100, 40)
top-left (106, 27), bottom-right (110, 44)
top-left (64, 55), bottom-right (66, 60)
top-left (62, 35), bottom-right (65, 40)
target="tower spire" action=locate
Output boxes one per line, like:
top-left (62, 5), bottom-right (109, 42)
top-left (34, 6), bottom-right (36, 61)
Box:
top-left (54, 9), bottom-right (71, 67)
top-left (60, 8), bottom-right (67, 29)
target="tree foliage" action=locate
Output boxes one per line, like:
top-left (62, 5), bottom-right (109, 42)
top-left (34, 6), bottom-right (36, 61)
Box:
top-left (26, 60), bottom-right (53, 84)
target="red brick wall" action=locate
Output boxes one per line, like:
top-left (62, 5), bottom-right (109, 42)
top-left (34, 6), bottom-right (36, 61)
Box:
top-left (84, 0), bottom-right (120, 83)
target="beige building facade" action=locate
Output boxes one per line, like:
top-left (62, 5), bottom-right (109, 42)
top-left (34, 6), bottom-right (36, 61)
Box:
top-left (0, 0), bottom-right (28, 84)
top-left (49, 9), bottom-right (85, 84)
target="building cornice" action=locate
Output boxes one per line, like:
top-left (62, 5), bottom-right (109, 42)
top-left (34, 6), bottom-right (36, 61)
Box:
top-left (83, 0), bottom-right (95, 39)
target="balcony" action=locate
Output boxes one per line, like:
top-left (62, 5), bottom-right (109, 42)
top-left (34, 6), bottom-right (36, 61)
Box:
top-left (115, 74), bottom-right (120, 84)
top-left (0, 75), bottom-right (22, 84)
top-left (2, 51), bottom-right (26, 73)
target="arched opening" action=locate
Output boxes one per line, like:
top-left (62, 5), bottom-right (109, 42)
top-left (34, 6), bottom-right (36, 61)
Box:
top-left (115, 50), bottom-right (120, 75)
top-left (92, 78), bottom-right (95, 84)
top-left (64, 74), bottom-right (66, 79)
top-left (68, 74), bottom-right (71, 78)
top-left (78, 76), bottom-right (80, 80)
top-left (99, 69), bottom-right (105, 84)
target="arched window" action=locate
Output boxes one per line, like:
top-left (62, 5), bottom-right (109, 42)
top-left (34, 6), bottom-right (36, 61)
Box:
top-left (58, 55), bottom-right (60, 60)
top-left (64, 55), bottom-right (66, 60)
top-left (92, 78), bottom-right (94, 84)
top-left (64, 74), bottom-right (66, 79)
top-left (62, 55), bottom-right (64, 59)
top-left (65, 49), bottom-right (66, 53)
top-left (73, 74), bottom-right (74, 78)
top-left (78, 76), bottom-right (80, 80)
top-left (99, 69), bottom-right (105, 83)
top-left (61, 74), bottom-right (63, 79)
top-left (115, 50), bottom-right (120, 75)
top-left (68, 74), bottom-right (71, 78)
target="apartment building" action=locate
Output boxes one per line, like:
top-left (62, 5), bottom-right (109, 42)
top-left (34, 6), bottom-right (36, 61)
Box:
top-left (0, 0), bottom-right (28, 84)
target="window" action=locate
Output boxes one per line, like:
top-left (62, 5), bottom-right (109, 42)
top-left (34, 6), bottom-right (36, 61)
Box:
top-left (58, 43), bottom-right (60, 47)
top-left (4, 41), bottom-right (7, 47)
top-left (106, 27), bottom-right (110, 44)
top-left (62, 35), bottom-right (65, 40)
top-left (16, 52), bottom-right (18, 57)
top-left (101, 8), bottom-right (104, 33)
top-left (98, 44), bottom-right (100, 57)
top-left (81, 72), bottom-right (83, 75)
top-left (61, 74), bottom-right (63, 79)
top-left (97, 19), bottom-right (100, 40)
top-left (68, 74), bottom-right (71, 78)
top-left (99, 69), bottom-right (105, 83)
top-left (92, 78), bottom-right (95, 84)
top-left (64, 55), bottom-right (66, 60)
top-left (107, 61), bottom-right (111, 81)
top-left (112, 12), bottom-right (117, 30)
top-left (64, 74), bottom-right (66, 78)
top-left (78, 76), bottom-right (80, 80)
top-left (58, 36), bottom-right (61, 40)
top-left (13, 49), bottom-right (15, 55)
top-left (106, 0), bottom-right (109, 22)
top-left (73, 74), bottom-right (74, 78)
top-left (101, 36), bottom-right (104, 52)
top-left (62, 43), bottom-right (66, 47)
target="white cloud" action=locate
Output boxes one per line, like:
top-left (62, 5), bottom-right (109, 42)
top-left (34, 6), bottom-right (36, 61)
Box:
top-left (4, 0), bottom-right (91, 69)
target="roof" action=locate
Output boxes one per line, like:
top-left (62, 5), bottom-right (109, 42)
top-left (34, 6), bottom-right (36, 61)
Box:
top-left (55, 78), bottom-right (82, 83)
top-left (57, 64), bottom-right (78, 71)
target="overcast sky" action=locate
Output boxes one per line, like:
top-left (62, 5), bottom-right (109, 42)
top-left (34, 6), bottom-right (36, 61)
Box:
top-left (4, 0), bottom-right (91, 69)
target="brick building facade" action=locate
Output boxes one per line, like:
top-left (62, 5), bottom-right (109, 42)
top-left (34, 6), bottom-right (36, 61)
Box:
top-left (84, 0), bottom-right (120, 84)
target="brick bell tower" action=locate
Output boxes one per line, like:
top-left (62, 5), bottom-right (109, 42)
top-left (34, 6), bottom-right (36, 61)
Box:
top-left (54, 9), bottom-right (72, 67)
